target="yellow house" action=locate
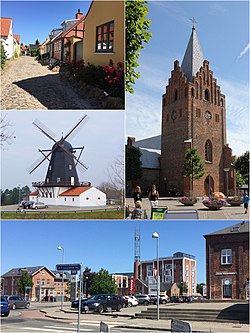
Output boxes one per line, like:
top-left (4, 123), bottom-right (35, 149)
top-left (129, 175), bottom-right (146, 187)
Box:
top-left (83, 0), bottom-right (124, 66)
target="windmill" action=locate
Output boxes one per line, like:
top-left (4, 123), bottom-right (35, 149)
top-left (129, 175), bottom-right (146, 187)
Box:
top-left (28, 115), bottom-right (94, 202)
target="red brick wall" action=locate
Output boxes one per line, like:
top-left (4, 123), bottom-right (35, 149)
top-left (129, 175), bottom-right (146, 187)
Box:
top-left (160, 60), bottom-right (235, 196)
top-left (205, 232), bottom-right (249, 300)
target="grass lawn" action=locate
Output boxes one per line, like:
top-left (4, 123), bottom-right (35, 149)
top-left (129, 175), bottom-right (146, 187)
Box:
top-left (1, 209), bottom-right (124, 220)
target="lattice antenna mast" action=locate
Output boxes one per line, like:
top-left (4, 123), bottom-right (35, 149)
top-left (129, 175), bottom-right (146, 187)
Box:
top-left (134, 226), bottom-right (141, 263)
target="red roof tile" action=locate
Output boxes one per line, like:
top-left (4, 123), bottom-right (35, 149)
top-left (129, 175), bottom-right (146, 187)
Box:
top-left (59, 186), bottom-right (92, 196)
top-left (30, 191), bottom-right (39, 196)
top-left (0, 17), bottom-right (12, 37)
top-left (14, 34), bottom-right (20, 43)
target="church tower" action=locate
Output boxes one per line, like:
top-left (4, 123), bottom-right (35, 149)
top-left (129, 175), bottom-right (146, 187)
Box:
top-left (160, 24), bottom-right (236, 196)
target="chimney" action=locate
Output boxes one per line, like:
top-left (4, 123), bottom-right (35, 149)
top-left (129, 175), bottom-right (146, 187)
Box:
top-left (76, 9), bottom-right (83, 19)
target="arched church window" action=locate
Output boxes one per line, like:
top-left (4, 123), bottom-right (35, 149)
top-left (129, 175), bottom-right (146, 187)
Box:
top-left (220, 98), bottom-right (224, 106)
top-left (191, 87), bottom-right (195, 97)
top-left (174, 89), bottom-right (178, 101)
top-left (184, 87), bottom-right (188, 96)
top-left (205, 140), bottom-right (213, 162)
top-left (205, 89), bottom-right (210, 101)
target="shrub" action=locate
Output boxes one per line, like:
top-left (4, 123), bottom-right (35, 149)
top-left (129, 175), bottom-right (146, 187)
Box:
top-left (66, 60), bottom-right (124, 99)
top-left (0, 42), bottom-right (7, 68)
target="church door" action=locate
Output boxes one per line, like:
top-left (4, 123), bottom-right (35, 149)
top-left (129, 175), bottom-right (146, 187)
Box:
top-left (204, 175), bottom-right (214, 196)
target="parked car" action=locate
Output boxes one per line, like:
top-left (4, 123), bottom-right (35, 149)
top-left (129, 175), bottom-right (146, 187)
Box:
top-left (32, 202), bottom-right (48, 209)
top-left (0, 296), bottom-right (10, 317)
top-left (135, 294), bottom-right (152, 306)
top-left (71, 297), bottom-right (89, 309)
top-left (123, 296), bottom-right (138, 307)
top-left (3, 295), bottom-right (30, 310)
top-left (81, 294), bottom-right (125, 313)
top-left (149, 294), bottom-right (170, 304)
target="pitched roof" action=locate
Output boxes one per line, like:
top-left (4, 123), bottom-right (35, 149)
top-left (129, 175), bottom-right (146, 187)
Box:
top-left (60, 16), bottom-right (85, 39)
top-left (0, 17), bottom-right (12, 37)
top-left (133, 135), bottom-right (161, 150)
top-left (59, 186), bottom-right (92, 196)
top-left (30, 191), bottom-right (38, 196)
top-left (204, 221), bottom-right (249, 238)
top-left (181, 27), bottom-right (204, 82)
top-left (13, 34), bottom-right (20, 43)
top-left (1, 266), bottom-right (55, 277)
top-left (139, 147), bottom-right (161, 169)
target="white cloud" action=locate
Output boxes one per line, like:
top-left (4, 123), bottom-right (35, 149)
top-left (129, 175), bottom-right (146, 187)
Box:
top-left (237, 43), bottom-right (250, 60)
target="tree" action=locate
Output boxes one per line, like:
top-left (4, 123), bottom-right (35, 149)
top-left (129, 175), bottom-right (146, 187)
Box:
top-left (1, 185), bottom-right (31, 205)
top-left (35, 39), bottom-right (40, 45)
top-left (126, 0), bottom-right (152, 93)
top-left (196, 283), bottom-right (205, 295)
top-left (125, 145), bottom-right (143, 193)
top-left (178, 281), bottom-right (188, 295)
top-left (89, 269), bottom-right (117, 295)
top-left (234, 151), bottom-right (249, 184)
top-left (0, 114), bottom-right (14, 149)
top-left (236, 171), bottom-right (245, 189)
top-left (182, 147), bottom-right (205, 196)
top-left (104, 153), bottom-right (125, 204)
top-left (82, 267), bottom-right (96, 296)
top-left (16, 271), bottom-right (34, 296)
top-left (0, 42), bottom-right (7, 68)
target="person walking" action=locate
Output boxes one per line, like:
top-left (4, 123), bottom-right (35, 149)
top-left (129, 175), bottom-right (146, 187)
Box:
top-left (243, 192), bottom-right (249, 214)
top-left (148, 184), bottom-right (159, 208)
top-left (133, 186), bottom-right (142, 204)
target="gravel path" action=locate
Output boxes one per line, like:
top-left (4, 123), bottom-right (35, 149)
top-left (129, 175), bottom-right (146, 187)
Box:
top-left (1, 57), bottom-right (92, 110)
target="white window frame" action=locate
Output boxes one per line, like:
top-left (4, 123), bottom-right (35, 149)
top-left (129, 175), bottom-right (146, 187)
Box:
top-left (221, 249), bottom-right (232, 265)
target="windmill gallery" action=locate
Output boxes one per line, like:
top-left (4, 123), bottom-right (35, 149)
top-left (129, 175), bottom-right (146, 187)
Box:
top-left (28, 115), bottom-right (106, 207)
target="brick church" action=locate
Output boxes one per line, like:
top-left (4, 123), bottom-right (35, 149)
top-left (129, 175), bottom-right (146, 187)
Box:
top-left (128, 25), bottom-right (236, 197)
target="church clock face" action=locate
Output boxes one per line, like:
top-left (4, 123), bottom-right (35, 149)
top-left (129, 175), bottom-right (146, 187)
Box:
top-left (171, 111), bottom-right (177, 121)
top-left (205, 111), bottom-right (212, 120)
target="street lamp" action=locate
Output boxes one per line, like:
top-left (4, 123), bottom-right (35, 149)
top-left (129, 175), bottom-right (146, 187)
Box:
top-left (57, 246), bottom-right (64, 311)
top-left (224, 168), bottom-right (230, 197)
top-left (152, 232), bottom-right (159, 321)
top-left (84, 276), bottom-right (89, 297)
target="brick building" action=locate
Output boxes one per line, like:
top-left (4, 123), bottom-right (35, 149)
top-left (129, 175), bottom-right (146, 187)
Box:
top-left (134, 252), bottom-right (196, 296)
top-left (204, 221), bottom-right (249, 300)
top-left (1, 266), bottom-right (70, 301)
top-left (127, 25), bottom-right (236, 197)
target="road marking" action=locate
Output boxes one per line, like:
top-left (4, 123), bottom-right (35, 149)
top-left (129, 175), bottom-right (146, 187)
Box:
top-left (70, 320), bottom-right (125, 325)
top-left (19, 327), bottom-right (70, 332)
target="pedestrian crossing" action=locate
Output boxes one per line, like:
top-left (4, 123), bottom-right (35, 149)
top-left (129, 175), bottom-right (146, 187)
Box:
top-left (16, 320), bottom-right (126, 332)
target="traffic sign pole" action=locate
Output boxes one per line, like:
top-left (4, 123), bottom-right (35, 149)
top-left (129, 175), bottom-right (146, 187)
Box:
top-left (77, 264), bottom-right (82, 333)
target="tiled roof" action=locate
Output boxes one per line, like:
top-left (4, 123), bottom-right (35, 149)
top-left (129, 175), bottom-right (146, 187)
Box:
top-left (2, 266), bottom-right (47, 277)
top-left (181, 27), bottom-right (204, 82)
top-left (0, 17), bottom-right (12, 37)
top-left (61, 16), bottom-right (85, 38)
top-left (59, 186), bottom-right (92, 196)
top-left (14, 34), bottom-right (20, 43)
top-left (204, 221), bottom-right (249, 237)
top-left (133, 135), bottom-right (161, 150)
top-left (30, 191), bottom-right (38, 196)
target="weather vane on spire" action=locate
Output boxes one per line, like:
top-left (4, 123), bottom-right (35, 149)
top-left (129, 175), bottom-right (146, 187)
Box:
top-left (190, 17), bottom-right (197, 30)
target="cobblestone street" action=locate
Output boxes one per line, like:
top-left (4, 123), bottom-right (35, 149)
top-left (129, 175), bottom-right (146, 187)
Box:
top-left (0, 56), bottom-right (93, 110)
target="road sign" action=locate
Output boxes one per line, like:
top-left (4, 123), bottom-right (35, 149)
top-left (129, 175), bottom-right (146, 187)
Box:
top-left (56, 264), bottom-right (81, 271)
top-left (171, 319), bottom-right (192, 332)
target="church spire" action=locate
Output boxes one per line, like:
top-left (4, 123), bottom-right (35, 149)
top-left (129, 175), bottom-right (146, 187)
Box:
top-left (181, 21), bottom-right (204, 82)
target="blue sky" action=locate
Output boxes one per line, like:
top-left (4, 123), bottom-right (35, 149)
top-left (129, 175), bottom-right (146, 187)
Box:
top-left (1, 1), bottom-right (92, 46)
top-left (126, 1), bottom-right (249, 157)
top-left (1, 219), bottom-right (244, 283)
top-left (1, 111), bottom-right (124, 190)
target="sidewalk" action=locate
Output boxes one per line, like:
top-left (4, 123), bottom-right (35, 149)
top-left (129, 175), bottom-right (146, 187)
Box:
top-left (33, 302), bottom-right (250, 332)
top-left (125, 197), bottom-right (249, 220)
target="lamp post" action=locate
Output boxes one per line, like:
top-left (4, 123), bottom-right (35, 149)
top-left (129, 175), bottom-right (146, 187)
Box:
top-left (57, 246), bottom-right (64, 311)
top-left (84, 276), bottom-right (88, 297)
top-left (224, 168), bottom-right (230, 197)
top-left (152, 232), bottom-right (159, 321)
